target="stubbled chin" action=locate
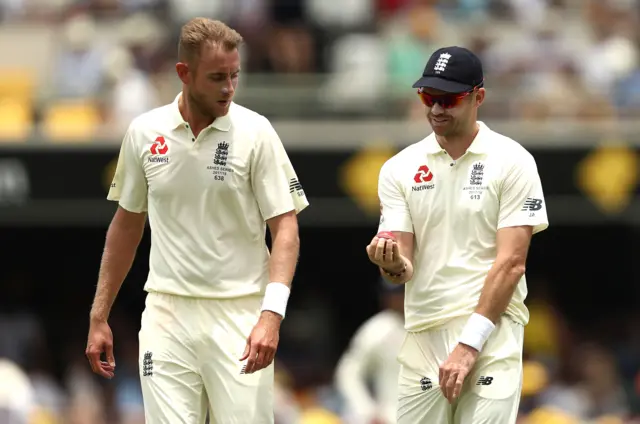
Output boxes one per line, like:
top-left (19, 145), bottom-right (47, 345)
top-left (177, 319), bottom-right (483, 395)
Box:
top-left (430, 120), bottom-right (449, 133)
top-left (213, 104), bottom-right (230, 117)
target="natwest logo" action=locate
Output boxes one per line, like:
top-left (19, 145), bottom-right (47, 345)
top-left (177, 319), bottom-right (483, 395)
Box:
top-left (413, 165), bottom-right (433, 183)
top-left (150, 136), bottom-right (168, 155)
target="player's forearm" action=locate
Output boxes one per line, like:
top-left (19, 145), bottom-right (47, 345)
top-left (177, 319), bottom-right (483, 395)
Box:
top-left (475, 255), bottom-right (526, 323)
top-left (379, 255), bottom-right (414, 284)
top-left (268, 228), bottom-right (299, 287)
top-left (90, 217), bottom-right (145, 322)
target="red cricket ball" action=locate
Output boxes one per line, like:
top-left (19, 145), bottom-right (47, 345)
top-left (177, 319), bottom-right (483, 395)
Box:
top-left (377, 231), bottom-right (396, 240)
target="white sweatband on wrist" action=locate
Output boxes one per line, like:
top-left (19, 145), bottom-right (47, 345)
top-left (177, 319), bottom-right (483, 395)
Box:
top-left (458, 313), bottom-right (495, 352)
top-left (260, 282), bottom-right (291, 318)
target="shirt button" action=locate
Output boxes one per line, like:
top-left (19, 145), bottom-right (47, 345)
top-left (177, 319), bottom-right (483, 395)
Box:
top-left (192, 138), bottom-right (195, 142)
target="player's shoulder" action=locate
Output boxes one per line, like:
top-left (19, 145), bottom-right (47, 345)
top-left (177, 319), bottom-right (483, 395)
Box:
top-left (126, 103), bottom-right (176, 136)
top-left (380, 137), bottom-right (429, 175)
top-left (228, 102), bottom-right (272, 131)
top-left (483, 124), bottom-right (535, 164)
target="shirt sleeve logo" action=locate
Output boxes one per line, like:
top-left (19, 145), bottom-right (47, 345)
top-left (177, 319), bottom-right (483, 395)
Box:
top-left (289, 177), bottom-right (305, 197)
top-left (521, 197), bottom-right (543, 212)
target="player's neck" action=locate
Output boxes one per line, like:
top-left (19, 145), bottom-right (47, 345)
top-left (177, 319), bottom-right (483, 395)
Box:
top-left (178, 91), bottom-right (215, 138)
top-left (436, 122), bottom-right (479, 160)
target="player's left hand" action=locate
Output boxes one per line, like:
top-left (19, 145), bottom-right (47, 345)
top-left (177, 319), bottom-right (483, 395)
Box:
top-left (240, 311), bottom-right (282, 374)
top-left (439, 343), bottom-right (479, 403)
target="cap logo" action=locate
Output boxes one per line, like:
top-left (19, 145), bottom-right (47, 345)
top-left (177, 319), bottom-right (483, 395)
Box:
top-left (434, 52), bottom-right (451, 74)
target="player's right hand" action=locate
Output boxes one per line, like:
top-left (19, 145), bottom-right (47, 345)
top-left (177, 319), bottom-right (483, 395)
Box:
top-left (366, 232), bottom-right (403, 272)
top-left (85, 319), bottom-right (116, 379)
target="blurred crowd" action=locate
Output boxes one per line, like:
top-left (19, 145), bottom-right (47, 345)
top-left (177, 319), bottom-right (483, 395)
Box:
top-left (1, 277), bottom-right (639, 424)
top-left (0, 0), bottom-right (640, 140)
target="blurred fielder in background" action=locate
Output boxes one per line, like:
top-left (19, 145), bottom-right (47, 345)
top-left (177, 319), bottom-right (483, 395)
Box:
top-left (85, 18), bottom-right (308, 423)
top-left (366, 46), bottom-right (549, 424)
top-left (335, 278), bottom-right (404, 424)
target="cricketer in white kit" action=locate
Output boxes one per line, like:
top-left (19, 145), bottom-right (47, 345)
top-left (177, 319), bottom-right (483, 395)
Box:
top-left (85, 18), bottom-right (308, 424)
top-left (335, 279), bottom-right (405, 424)
top-left (366, 46), bottom-right (549, 424)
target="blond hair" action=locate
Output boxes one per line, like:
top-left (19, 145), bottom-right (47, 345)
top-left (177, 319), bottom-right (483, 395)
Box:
top-left (178, 18), bottom-right (243, 63)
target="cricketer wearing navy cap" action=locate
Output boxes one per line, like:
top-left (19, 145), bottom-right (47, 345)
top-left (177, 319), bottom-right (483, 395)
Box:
top-left (412, 46), bottom-right (484, 93)
top-left (410, 46), bottom-right (486, 139)
top-left (366, 45), bottom-right (548, 424)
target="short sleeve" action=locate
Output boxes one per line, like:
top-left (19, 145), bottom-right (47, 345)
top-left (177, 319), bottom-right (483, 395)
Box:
top-left (378, 161), bottom-right (413, 233)
top-left (107, 125), bottom-right (148, 213)
top-left (497, 153), bottom-right (549, 234)
top-left (251, 119), bottom-right (309, 221)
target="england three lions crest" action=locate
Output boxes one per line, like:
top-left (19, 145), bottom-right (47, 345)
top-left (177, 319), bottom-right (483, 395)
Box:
top-left (207, 141), bottom-right (234, 181)
top-left (463, 161), bottom-right (488, 199)
top-left (469, 161), bottom-right (484, 186)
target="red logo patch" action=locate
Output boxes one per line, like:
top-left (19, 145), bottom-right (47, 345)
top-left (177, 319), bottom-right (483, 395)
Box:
top-left (413, 165), bottom-right (433, 184)
top-left (150, 136), bottom-right (168, 155)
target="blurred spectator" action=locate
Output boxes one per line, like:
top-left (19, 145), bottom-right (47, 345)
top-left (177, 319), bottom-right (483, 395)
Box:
top-left (0, 273), bottom-right (43, 369)
top-left (576, 0), bottom-right (638, 96)
top-left (63, 355), bottom-right (107, 424)
top-left (52, 13), bottom-right (109, 99)
top-left (334, 279), bottom-right (404, 424)
top-left (385, 1), bottom-right (461, 97)
top-left (0, 358), bottom-right (36, 424)
top-left (274, 366), bottom-right (302, 424)
top-left (102, 45), bottom-right (159, 135)
top-left (539, 343), bottom-right (630, 420)
top-left (1, 0), bottom-right (640, 127)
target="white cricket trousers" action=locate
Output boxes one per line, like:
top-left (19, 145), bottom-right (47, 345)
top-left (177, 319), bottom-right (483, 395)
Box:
top-left (397, 315), bottom-right (524, 424)
top-left (138, 292), bottom-right (274, 424)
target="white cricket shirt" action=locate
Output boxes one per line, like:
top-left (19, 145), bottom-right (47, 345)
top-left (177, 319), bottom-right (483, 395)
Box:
top-left (335, 310), bottom-right (405, 424)
top-left (108, 94), bottom-right (309, 298)
top-left (378, 122), bottom-right (548, 332)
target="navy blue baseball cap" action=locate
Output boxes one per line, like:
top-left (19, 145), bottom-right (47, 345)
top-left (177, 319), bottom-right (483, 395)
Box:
top-left (412, 46), bottom-right (484, 93)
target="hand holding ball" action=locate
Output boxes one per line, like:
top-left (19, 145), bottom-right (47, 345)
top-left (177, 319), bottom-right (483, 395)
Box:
top-left (366, 231), bottom-right (403, 272)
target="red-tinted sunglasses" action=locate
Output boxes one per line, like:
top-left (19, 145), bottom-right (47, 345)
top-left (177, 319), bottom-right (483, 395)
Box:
top-left (417, 83), bottom-right (482, 109)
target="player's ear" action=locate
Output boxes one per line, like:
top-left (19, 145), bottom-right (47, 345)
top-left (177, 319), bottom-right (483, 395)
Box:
top-left (176, 62), bottom-right (191, 85)
top-left (474, 88), bottom-right (486, 107)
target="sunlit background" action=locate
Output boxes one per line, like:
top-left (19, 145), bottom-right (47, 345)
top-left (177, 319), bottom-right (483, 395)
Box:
top-left (0, 0), bottom-right (639, 423)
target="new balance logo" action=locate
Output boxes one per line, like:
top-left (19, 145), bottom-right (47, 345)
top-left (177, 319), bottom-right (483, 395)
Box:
top-left (521, 198), bottom-right (543, 212)
top-left (420, 377), bottom-right (433, 391)
top-left (142, 351), bottom-right (153, 377)
top-left (476, 376), bottom-right (493, 386)
top-left (289, 177), bottom-right (303, 194)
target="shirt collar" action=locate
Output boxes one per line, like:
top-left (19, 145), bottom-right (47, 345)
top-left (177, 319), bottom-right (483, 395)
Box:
top-left (423, 121), bottom-right (489, 154)
top-left (467, 121), bottom-right (489, 154)
top-left (169, 92), bottom-right (232, 132)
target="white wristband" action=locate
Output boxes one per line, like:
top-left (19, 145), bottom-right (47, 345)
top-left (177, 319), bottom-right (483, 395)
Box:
top-left (458, 313), bottom-right (495, 352)
top-left (260, 282), bottom-right (291, 319)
